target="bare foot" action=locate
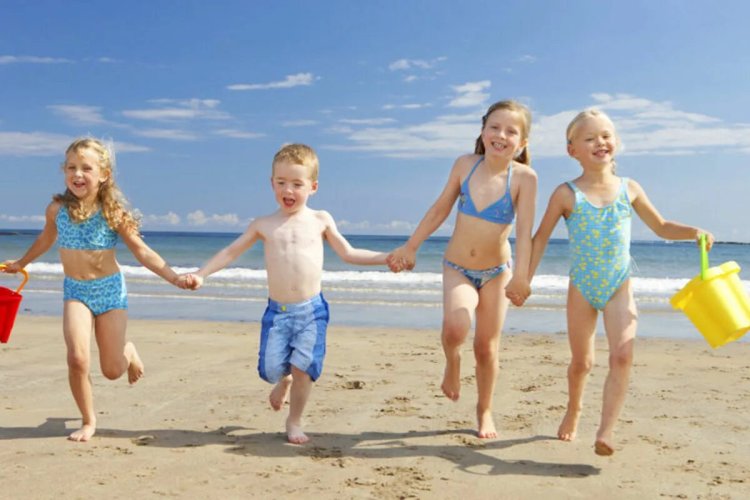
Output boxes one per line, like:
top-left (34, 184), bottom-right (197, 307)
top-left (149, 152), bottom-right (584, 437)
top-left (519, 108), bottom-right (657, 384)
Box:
top-left (477, 407), bottom-right (497, 439)
top-left (269, 376), bottom-right (292, 411)
top-left (594, 439), bottom-right (615, 456)
top-left (68, 424), bottom-right (96, 442)
top-left (557, 408), bottom-right (581, 441)
top-left (127, 343), bottom-right (144, 384)
top-left (286, 418), bottom-right (309, 445)
top-left (440, 355), bottom-right (461, 401)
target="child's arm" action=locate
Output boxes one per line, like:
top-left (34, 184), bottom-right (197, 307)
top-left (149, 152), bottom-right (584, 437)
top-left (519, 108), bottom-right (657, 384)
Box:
top-left (529, 184), bottom-right (571, 280)
top-left (629, 180), bottom-right (715, 250)
top-left (322, 211), bottom-right (388, 265)
top-left (504, 167), bottom-right (538, 305)
top-left (1, 202), bottom-right (59, 273)
top-left (120, 225), bottom-right (181, 285)
top-left (389, 158), bottom-right (463, 270)
top-left (192, 221), bottom-right (261, 288)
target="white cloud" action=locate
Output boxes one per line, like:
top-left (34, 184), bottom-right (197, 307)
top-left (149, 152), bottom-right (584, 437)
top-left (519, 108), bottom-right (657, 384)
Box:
top-left (517, 54), bottom-right (537, 63)
top-left (0, 132), bottom-right (72, 156)
top-left (0, 214), bottom-right (45, 223)
top-left (388, 57), bottom-right (446, 71)
top-left (0, 55), bottom-right (72, 64)
top-left (340, 118), bottom-right (397, 126)
top-left (123, 98), bottom-right (230, 121)
top-left (187, 210), bottom-right (242, 226)
top-left (131, 129), bottom-right (198, 141)
top-left (282, 120), bottom-right (319, 127)
top-left (382, 103), bottom-right (432, 110)
top-left (48, 104), bottom-right (106, 125)
top-left (449, 81), bottom-right (491, 108)
top-left (326, 92), bottom-right (750, 160)
top-left (227, 73), bottom-right (317, 91)
top-left (140, 212), bottom-right (181, 226)
top-left (214, 129), bottom-right (265, 139)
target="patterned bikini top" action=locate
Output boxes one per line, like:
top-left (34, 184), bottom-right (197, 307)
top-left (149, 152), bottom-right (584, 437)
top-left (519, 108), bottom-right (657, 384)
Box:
top-left (457, 157), bottom-right (515, 225)
top-left (56, 207), bottom-right (118, 250)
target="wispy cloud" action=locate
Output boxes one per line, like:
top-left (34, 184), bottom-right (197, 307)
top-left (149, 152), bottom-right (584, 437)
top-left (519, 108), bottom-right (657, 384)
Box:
top-left (448, 81), bottom-right (491, 108)
top-left (227, 73), bottom-right (318, 91)
top-left (123, 98), bottom-right (230, 121)
top-left (187, 210), bottom-right (243, 226)
top-left (0, 131), bottom-right (72, 156)
top-left (517, 54), bottom-right (537, 64)
top-left (388, 56), bottom-right (446, 83)
top-left (282, 119), bottom-right (319, 127)
top-left (140, 212), bottom-right (181, 226)
top-left (382, 103), bottom-right (432, 110)
top-left (213, 129), bottom-right (265, 139)
top-left (131, 129), bottom-right (198, 141)
top-left (339, 118), bottom-right (397, 126)
top-left (0, 214), bottom-right (46, 223)
top-left (0, 55), bottom-right (72, 64)
top-left (328, 92), bottom-right (750, 160)
top-left (48, 104), bottom-right (106, 125)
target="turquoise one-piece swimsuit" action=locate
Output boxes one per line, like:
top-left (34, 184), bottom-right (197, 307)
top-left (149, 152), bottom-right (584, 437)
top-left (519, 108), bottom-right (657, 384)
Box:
top-left (564, 178), bottom-right (632, 310)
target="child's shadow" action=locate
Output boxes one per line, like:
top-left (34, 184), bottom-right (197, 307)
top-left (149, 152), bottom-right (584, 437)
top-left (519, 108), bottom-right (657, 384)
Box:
top-left (224, 427), bottom-right (600, 478)
top-left (0, 419), bottom-right (599, 478)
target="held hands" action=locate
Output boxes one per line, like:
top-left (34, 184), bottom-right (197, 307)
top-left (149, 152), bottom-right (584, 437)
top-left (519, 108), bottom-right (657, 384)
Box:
top-left (173, 273), bottom-right (204, 290)
top-left (386, 245), bottom-right (416, 273)
top-left (504, 276), bottom-right (531, 307)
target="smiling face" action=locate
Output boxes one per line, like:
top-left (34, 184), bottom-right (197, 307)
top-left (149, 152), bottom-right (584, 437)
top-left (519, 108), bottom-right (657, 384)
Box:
top-left (480, 108), bottom-right (528, 161)
top-left (567, 114), bottom-right (618, 168)
top-left (63, 146), bottom-right (109, 204)
top-left (271, 160), bottom-right (318, 214)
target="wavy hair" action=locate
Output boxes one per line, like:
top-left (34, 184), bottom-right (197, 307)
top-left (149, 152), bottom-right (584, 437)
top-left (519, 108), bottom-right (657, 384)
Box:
top-left (54, 137), bottom-right (140, 234)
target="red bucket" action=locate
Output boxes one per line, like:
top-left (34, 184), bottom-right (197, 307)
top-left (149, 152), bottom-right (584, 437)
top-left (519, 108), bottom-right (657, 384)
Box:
top-left (0, 266), bottom-right (29, 343)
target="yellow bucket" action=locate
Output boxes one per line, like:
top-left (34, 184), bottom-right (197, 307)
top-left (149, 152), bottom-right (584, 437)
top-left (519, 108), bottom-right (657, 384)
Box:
top-left (670, 236), bottom-right (750, 348)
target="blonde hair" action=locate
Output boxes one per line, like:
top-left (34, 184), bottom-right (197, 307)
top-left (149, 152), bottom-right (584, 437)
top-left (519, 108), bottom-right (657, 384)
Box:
top-left (272, 143), bottom-right (319, 181)
top-left (54, 137), bottom-right (140, 234)
top-left (566, 108), bottom-right (619, 172)
top-left (474, 100), bottom-right (532, 165)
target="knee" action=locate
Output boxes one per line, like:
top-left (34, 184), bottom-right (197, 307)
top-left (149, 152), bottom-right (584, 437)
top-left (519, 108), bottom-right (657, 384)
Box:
top-left (100, 361), bottom-right (126, 380)
top-left (473, 340), bottom-right (499, 365)
top-left (67, 352), bottom-right (90, 375)
top-left (609, 346), bottom-right (633, 370)
top-left (442, 319), bottom-right (469, 347)
top-left (569, 357), bottom-right (593, 377)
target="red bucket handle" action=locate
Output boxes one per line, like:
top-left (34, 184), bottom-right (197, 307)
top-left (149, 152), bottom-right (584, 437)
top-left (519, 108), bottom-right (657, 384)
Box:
top-left (0, 265), bottom-right (29, 293)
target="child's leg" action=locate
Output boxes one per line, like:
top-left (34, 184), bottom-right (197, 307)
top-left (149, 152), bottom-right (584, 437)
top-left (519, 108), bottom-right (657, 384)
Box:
top-left (597, 279), bottom-right (637, 455)
top-left (472, 271), bottom-right (511, 439)
top-left (440, 266), bottom-right (479, 401)
top-left (286, 366), bottom-right (313, 444)
top-left (269, 374), bottom-right (292, 411)
top-left (94, 309), bottom-right (143, 384)
top-left (560, 283), bottom-right (598, 441)
top-left (63, 301), bottom-right (96, 442)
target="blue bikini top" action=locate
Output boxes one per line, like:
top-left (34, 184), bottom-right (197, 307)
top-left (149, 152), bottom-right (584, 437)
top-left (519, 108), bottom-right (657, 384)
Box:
top-left (457, 157), bottom-right (515, 225)
top-left (56, 207), bottom-right (118, 250)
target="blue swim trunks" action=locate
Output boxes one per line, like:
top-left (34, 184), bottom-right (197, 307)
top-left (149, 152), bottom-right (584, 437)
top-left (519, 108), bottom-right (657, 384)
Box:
top-left (258, 293), bottom-right (329, 383)
top-left (63, 272), bottom-right (128, 316)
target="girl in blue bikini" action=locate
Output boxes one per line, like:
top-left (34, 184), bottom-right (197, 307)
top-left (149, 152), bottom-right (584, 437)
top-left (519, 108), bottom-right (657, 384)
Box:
top-left (2, 138), bottom-right (185, 442)
top-left (388, 100), bottom-right (538, 438)
top-left (527, 109), bottom-right (714, 456)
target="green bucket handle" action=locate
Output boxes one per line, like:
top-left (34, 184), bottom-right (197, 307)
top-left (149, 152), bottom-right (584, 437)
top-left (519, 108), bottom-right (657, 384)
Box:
top-left (699, 234), bottom-right (708, 280)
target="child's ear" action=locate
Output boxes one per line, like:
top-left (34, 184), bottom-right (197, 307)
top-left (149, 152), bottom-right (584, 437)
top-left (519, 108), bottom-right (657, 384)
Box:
top-left (311, 180), bottom-right (319, 193)
top-left (566, 143), bottom-right (576, 158)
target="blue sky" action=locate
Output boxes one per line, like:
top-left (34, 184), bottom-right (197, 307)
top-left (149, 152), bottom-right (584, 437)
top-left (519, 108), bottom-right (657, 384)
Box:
top-left (2, 0), bottom-right (749, 241)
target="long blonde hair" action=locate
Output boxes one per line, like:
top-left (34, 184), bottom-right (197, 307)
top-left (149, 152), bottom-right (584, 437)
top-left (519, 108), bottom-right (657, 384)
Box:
top-left (54, 138), bottom-right (140, 234)
top-left (474, 100), bottom-right (532, 166)
top-left (565, 108), bottom-right (619, 173)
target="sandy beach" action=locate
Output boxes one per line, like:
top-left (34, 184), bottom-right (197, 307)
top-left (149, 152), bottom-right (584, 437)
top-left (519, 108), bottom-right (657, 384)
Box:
top-left (1, 315), bottom-right (749, 499)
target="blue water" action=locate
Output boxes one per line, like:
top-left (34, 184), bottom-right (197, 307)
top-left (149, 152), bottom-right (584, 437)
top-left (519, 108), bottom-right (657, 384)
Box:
top-left (2, 229), bottom-right (749, 341)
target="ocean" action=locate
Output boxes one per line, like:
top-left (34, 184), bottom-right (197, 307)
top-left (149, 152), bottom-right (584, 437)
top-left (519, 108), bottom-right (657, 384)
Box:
top-left (2, 230), bottom-right (749, 342)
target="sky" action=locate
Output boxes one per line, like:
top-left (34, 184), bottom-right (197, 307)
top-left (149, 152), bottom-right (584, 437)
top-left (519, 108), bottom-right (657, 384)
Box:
top-left (1, 0), bottom-right (749, 241)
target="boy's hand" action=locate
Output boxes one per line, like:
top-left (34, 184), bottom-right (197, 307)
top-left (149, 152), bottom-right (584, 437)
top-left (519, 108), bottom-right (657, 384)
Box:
top-left (505, 276), bottom-right (531, 307)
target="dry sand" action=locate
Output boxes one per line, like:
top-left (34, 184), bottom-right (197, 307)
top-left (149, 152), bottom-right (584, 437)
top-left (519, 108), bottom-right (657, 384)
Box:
top-left (1, 315), bottom-right (749, 499)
